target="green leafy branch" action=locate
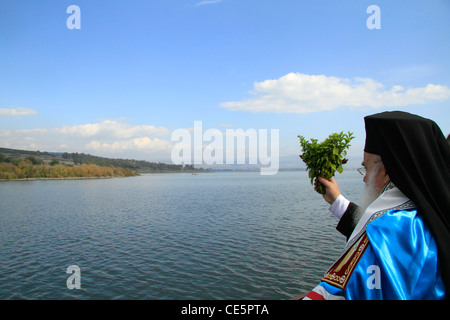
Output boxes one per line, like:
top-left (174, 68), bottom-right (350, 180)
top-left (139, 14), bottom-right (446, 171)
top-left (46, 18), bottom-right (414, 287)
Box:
top-left (298, 131), bottom-right (354, 194)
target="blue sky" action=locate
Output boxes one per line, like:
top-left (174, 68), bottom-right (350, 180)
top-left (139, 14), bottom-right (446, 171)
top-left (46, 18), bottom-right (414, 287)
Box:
top-left (1, 0), bottom-right (449, 167)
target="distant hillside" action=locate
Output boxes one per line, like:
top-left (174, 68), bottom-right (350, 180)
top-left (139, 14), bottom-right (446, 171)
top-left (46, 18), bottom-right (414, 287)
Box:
top-left (0, 147), bottom-right (199, 173)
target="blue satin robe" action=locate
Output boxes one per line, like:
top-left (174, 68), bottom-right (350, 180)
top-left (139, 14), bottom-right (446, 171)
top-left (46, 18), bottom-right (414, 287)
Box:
top-left (316, 208), bottom-right (445, 300)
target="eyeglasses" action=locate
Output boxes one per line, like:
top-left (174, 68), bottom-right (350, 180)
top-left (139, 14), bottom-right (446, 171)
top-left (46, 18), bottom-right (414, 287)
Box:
top-left (357, 167), bottom-right (366, 176)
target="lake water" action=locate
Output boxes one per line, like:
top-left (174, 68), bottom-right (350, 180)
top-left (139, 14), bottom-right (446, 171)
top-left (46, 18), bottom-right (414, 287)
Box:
top-left (0, 170), bottom-right (363, 300)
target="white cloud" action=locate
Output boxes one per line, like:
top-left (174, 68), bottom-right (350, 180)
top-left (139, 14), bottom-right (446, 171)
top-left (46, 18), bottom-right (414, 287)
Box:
top-left (0, 106), bottom-right (38, 117)
top-left (0, 119), bottom-right (174, 161)
top-left (196, 0), bottom-right (223, 6)
top-left (220, 73), bottom-right (450, 114)
top-left (56, 120), bottom-right (170, 139)
top-left (85, 137), bottom-right (173, 153)
top-left (220, 124), bottom-right (235, 128)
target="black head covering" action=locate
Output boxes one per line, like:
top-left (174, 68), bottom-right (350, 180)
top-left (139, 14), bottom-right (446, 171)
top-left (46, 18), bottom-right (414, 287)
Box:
top-left (364, 111), bottom-right (450, 297)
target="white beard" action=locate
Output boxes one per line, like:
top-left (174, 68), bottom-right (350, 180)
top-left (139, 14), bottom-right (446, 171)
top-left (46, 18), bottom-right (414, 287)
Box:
top-left (353, 169), bottom-right (381, 226)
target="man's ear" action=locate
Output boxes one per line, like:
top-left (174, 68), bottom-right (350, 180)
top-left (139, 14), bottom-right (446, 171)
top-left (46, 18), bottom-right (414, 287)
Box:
top-left (381, 164), bottom-right (390, 185)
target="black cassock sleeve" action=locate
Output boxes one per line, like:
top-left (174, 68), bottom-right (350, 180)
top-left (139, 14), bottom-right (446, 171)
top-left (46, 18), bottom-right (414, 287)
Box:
top-left (336, 202), bottom-right (360, 240)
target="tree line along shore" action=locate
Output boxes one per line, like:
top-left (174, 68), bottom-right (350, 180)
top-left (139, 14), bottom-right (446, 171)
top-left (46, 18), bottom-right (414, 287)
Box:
top-left (0, 156), bottom-right (137, 180)
top-left (0, 148), bottom-right (201, 180)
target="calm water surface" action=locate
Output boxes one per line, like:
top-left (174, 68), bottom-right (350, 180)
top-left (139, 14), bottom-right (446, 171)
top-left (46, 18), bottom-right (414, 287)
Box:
top-left (0, 171), bottom-right (363, 299)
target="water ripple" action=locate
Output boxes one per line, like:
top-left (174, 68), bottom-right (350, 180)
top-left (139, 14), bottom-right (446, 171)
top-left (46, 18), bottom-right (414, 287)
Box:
top-left (0, 171), bottom-right (362, 299)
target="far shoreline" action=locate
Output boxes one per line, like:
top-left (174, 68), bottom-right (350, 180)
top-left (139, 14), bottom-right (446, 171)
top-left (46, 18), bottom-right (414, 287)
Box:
top-left (0, 171), bottom-right (205, 181)
top-left (0, 170), bottom-right (305, 181)
top-left (0, 176), bottom-right (127, 182)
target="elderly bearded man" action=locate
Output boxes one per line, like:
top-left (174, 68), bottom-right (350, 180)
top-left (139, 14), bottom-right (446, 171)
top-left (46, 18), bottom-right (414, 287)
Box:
top-left (301, 111), bottom-right (449, 300)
